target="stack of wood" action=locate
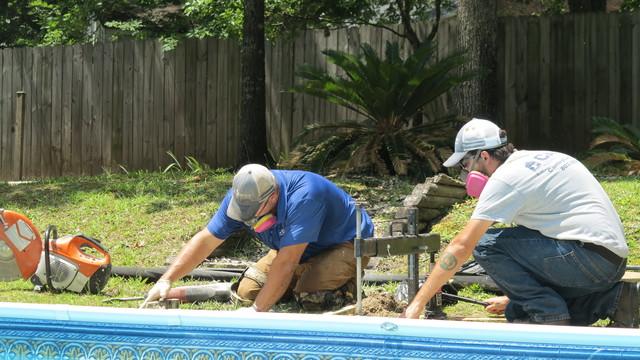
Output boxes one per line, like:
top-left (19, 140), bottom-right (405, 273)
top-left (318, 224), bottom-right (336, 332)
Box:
top-left (391, 174), bottom-right (467, 234)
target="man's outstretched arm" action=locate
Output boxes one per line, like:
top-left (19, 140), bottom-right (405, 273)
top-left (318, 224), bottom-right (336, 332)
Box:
top-left (402, 219), bottom-right (492, 319)
top-left (253, 242), bottom-right (307, 312)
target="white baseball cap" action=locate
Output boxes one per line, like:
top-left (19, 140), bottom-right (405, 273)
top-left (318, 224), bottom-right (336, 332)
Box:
top-left (226, 164), bottom-right (276, 222)
top-left (443, 118), bottom-right (507, 167)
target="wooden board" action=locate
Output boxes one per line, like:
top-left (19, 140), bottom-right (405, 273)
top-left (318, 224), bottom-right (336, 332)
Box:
top-left (102, 42), bottom-right (114, 172)
top-left (205, 38), bottom-right (217, 167)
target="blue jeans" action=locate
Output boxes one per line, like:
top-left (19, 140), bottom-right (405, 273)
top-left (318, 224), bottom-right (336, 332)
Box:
top-left (473, 226), bottom-right (626, 325)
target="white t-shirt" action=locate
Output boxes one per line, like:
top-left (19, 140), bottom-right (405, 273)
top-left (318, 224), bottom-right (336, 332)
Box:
top-left (472, 150), bottom-right (628, 258)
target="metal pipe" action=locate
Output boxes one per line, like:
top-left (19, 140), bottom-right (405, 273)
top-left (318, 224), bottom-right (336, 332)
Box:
top-left (355, 203), bottom-right (363, 316)
top-left (406, 207), bottom-right (418, 301)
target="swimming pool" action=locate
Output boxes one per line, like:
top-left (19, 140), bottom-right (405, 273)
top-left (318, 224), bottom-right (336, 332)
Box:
top-left (1, 302), bottom-right (639, 359)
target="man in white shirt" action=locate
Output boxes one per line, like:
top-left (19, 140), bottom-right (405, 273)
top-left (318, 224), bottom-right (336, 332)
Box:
top-left (403, 118), bottom-right (637, 327)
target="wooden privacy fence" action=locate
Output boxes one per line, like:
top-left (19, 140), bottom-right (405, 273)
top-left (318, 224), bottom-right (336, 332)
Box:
top-left (0, 39), bottom-right (242, 180)
top-left (497, 11), bottom-right (640, 152)
top-left (1, 12), bottom-right (639, 180)
top-left (0, 18), bottom-right (459, 180)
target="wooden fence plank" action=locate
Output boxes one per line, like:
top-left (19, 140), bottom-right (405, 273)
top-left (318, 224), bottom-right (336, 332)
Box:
top-left (152, 40), bottom-right (163, 168)
top-left (70, 45), bottom-right (83, 176)
top-left (81, 44), bottom-right (93, 175)
top-left (132, 40), bottom-right (144, 170)
top-left (228, 41), bottom-right (240, 166)
top-left (280, 39), bottom-right (294, 156)
top-left (51, 46), bottom-right (63, 177)
top-left (326, 28), bottom-right (339, 126)
top-left (538, 16), bottom-right (551, 145)
top-left (196, 38), bottom-right (208, 163)
top-left (174, 41), bottom-right (186, 164)
top-left (496, 19), bottom-right (506, 127)
top-left (608, 14), bottom-right (621, 124)
top-left (142, 40), bottom-right (154, 170)
top-left (596, 13), bottom-right (609, 118)
top-left (102, 42), bottom-right (114, 172)
top-left (503, 18), bottom-right (517, 142)
top-left (13, 92), bottom-right (25, 180)
top-left (0, 49), bottom-right (9, 180)
top-left (205, 38), bottom-right (217, 167)
top-left (62, 46), bottom-right (72, 174)
top-left (549, 16), bottom-right (564, 151)
top-left (515, 18), bottom-right (528, 148)
top-left (619, 14), bottom-right (633, 125)
top-left (564, 16), bottom-right (576, 153)
top-left (184, 39), bottom-right (197, 160)
top-left (41, 46), bottom-right (53, 177)
top-left (574, 14), bottom-right (587, 152)
top-left (11, 49), bottom-right (25, 180)
top-left (122, 40), bottom-right (135, 170)
top-left (215, 39), bottom-right (228, 166)
top-left (163, 46), bottom-right (176, 168)
top-left (525, 17), bottom-right (541, 149)
top-left (30, 47), bottom-right (43, 178)
top-left (265, 40), bottom-right (274, 156)
top-left (632, 13), bottom-right (640, 128)
top-left (111, 42), bottom-right (123, 169)
top-left (585, 14), bottom-right (597, 134)
top-left (90, 43), bottom-right (103, 175)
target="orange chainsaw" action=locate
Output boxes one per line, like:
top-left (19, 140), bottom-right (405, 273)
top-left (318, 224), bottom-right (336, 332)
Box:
top-left (0, 209), bottom-right (111, 294)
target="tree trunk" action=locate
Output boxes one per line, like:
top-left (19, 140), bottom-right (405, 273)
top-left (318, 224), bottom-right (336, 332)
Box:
top-left (238, 0), bottom-right (268, 166)
top-left (568, 0), bottom-right (607, 12)
top-left (454, 0), bottom-right (498, 120)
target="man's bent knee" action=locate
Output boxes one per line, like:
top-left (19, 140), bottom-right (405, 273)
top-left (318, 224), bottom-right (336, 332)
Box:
top-left (232, 266), bottom-right (267, 303)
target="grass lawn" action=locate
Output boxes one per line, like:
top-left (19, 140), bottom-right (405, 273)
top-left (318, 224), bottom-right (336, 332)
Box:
top-left (0, 169), bottom-right (638, 320)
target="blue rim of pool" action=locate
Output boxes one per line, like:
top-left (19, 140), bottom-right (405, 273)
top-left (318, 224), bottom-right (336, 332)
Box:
top-left (1, 302), bottom-right (639, 359)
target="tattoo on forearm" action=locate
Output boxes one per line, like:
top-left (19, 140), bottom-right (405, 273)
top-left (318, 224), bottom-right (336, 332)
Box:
top-left (439, 252), bottom-right (458, 271)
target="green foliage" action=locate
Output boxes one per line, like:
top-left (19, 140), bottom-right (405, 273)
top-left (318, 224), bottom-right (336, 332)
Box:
top-left (1, 0), bottom-right (450, 48)
top-left (163, 151), bottom-right (211, 174)
top-left (621, 0), bottom-right (640, 12)
top-left (287, 40), bottom-right (471, 177)
top-left (582, 117), bottom-right (640, 175)
top-left (538, 0), bottom-right (569, 15)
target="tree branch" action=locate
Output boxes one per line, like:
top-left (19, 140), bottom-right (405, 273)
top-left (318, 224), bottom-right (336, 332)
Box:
top-left (426, 0), bottom-right (442, 42)
top-left (396, 0), bottom-right (421, 50)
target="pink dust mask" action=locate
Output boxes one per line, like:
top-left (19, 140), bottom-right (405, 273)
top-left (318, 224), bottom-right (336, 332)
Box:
top-left (465, 171), bottom-right (489, 198)
top-left (251, 214), bottom-right (277, 233)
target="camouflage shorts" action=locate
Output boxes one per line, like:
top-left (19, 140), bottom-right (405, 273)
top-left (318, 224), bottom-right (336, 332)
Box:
top-left (295, 280), bottom-right (357, 312)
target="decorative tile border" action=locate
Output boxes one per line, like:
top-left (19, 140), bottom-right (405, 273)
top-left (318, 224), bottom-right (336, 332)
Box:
top-left (2, 317), bottom-right (640, 360)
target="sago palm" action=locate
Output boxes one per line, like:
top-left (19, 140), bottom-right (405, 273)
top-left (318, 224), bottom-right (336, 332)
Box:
top-left (582, 117), bottom-right (640, 174)
top-left (286, 40), bottom-right (471, 177)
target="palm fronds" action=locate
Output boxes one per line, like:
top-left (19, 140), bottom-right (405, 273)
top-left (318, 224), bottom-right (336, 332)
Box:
top-left (287, 39), bottom-right (471, 177)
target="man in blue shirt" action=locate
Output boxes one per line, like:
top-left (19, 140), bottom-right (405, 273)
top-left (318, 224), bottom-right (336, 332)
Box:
top-left (142, 164), bottom-right (374, 312)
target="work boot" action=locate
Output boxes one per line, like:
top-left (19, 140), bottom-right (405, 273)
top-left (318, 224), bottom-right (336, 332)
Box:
top-left (610, 282), bottom-right (640, 328)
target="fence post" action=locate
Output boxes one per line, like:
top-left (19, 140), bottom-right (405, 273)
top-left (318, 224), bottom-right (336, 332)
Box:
top-left (14, 91), bottom-right (25, 180)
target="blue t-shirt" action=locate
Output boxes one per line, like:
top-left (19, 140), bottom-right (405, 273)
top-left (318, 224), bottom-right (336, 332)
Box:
top-left (206, 170), bottom-right (374, 262)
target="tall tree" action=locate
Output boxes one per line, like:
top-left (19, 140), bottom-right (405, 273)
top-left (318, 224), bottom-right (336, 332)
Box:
top-left (454, 0), bottom-right (498, 120)
top-left (238, 0), bottom-right (269, 166)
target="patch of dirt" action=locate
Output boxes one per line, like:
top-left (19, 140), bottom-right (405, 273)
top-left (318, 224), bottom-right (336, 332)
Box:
top-left (361, 290), bottom-right (404, 317)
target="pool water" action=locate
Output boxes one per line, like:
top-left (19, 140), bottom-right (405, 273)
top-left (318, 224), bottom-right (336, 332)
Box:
top-left (1, 302), bottom-right (639, 359)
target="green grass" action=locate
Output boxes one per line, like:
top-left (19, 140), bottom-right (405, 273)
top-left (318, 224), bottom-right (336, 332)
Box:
top-left (0, 169), bottom-right (638, 321)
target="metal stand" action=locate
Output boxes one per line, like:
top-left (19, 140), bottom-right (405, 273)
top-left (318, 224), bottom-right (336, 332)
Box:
top-left (354, 206), bottom-right (440, 315)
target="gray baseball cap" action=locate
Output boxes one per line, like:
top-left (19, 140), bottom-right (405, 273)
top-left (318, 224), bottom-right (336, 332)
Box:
top-left (443, 118), bottom-right (507, 167)
top-left (226, 164), bottom-right (276, 222)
